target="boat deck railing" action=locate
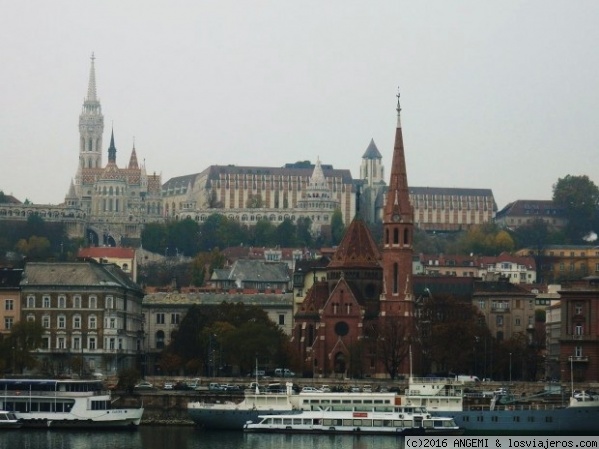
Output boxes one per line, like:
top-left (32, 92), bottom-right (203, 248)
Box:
top-left (464, 403), bottom-right (566, 412)
top-left (2, 389), bottom-right (108, 397)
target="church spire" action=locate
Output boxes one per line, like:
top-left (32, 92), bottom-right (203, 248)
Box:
top-left (108, 128), bottom-right (117, 163)
top-left (128, 138), bottom-right (139, 169)
top-left (383, 89), bottom-right (412, 223)
top-left (87, 52), bottom-right (97, 101)
top-left (381, 89), bottom-right (414, 321)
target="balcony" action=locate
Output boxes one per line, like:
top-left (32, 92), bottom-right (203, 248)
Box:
top-left (568, 356), bottom-right (589, 363)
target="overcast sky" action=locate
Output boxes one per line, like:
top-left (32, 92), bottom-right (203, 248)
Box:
top-left (1, 1), bottom-right (598, 211)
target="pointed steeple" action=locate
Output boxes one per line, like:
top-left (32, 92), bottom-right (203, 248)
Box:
top-left (310, 157), bottom-right (327, 188)
top-left (362, 139), bottom-right (382, 159)
top-left (107, 128), bottom-right (117, 163)
top-left (380, 89), bottom-right (415, 321)
top-left (128, 139), bottom-right (139, 169)
top-left (87, 52), bottom-right (97, 101)
top-left (383, 90), bottom-right (412, 223)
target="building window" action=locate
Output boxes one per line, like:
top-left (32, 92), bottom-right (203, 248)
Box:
top-left (41, 337), bottom-right (50, 349)
top-left (58, 315), bottom-right (66, 329)
top-left (575, 324), bottom-right (583, 336)
top-left (74, 296), bottom-right (82, 308)
top-left (42, 315), bottom-right (51, 328)
top-left (43, 296), bottom-right (51, 308)
top-left (57, 337), bottom-right (66, 349)
top-left (73, 337), bottom-right (81, 350)
top-left (156, 313), bottom-right (165, 325)
top-left (109, 317), bottom-right (116, 329)
top-left (171, 313), bottom-right (180, 325)
top-left (515, 318), bottom-right (521, 326)
top-left (58, 296), bottom-right (66, 308)
top-left (279, 314), bottom-right (285, 325)
top-left (156, 330), bottom-right (165, 349)
top-left (89, 337), bottom-right (96, 350)
top-left (89, 315), bottom-right (97, 329)
top-left (575, 346), bottom-right (583, 357)
top-left (73, 315), bottom-right (81, 329)
top-left (4, 317), bottom-right (13, 330)
top-left (5, 299), bottom-right (14, 311)
top-left (575, 304), bottom-right (583, 315)
top-left (106, 296), bottom-right (114, 309)
top-left (26, 314), bottom-right (35, 322)
top-left (496, 315), bottom-right (503, 327)
top-left (27, 296), bottom-right (35, 308)
top-left (89, 296), bottom-right (97, 309)
top-left (478, 300), bottom-right (485, 309)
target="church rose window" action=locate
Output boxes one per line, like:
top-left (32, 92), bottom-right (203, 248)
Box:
top-left (334, 321), bottom-right (349, 337)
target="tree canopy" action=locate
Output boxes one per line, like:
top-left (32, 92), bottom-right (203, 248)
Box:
top-left (553, 174), bottom-right (599, 243)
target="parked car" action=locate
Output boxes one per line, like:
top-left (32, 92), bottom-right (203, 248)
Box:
top-left (274, 368), bottom-right (295, 377)
top-left (163, 382), bottom-right (174, 390)
top-left (208, 382), bottom-right (223, 391)
top-left (134, 381), bottom-right (154, 390)
top-left (174, 381), bottom-right (192, 391)
top-left (301, 386), bottom-right (322, 393)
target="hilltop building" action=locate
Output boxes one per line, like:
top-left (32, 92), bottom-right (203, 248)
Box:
top-left (358, 141), bottom-right (497, 232)
top-left (64, 54), bottom-right (163, 245)
top-left (162, 158), bottom-right (355, 236)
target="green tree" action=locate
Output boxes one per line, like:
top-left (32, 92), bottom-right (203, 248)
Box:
top-left (141, 222), bottom-right (168, 254)
top-left (331, 209), bottom-right (345, 246)
top-left (274, 219), bottom-right (297, 247)
top-left (553, 175), bottom-right (599, 242)
top-left (295, 217), bottom-right (314, 247)
top-left (3, 320), bottom-right (44, 373)
top-left (167, 218), bottom-right (201, 257)
top-left (251, 219), bottom-right (277, 246)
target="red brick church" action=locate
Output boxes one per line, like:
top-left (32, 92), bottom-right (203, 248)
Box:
top-left (292, 94), bottom-right (416, 379)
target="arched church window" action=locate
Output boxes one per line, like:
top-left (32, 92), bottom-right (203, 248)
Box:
top-left (88, 138), bottom-right (92, 151)
top-left (393, 228), bottom-right (399, 245)
top-left (392, 263), bottom-right (399, 294)
top-left (404, 229), bottom-right (409, 245)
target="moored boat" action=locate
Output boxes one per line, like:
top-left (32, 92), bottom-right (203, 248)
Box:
top-left (187, 382), bottom-right (402, 430)
top-left (0, 410), bottom-right (22, 429)
top-left (404, 377), bottom-right (599, 435)
top-left (243, 407), bottom-right (463, 435)
top-left (0, 378), bottom-right (143, 429)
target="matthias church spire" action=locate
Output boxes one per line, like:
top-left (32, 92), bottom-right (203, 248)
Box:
top-left (78, 53), bottom-right (104, 173)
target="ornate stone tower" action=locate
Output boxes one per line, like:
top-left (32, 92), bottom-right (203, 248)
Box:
top-left (77, 53), bottom-right (104, 182)
top-left (381, 92), bottom-right (415, 319)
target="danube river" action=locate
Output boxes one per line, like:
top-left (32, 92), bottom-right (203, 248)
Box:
top-left (0, 426), bottom-right (406, 449)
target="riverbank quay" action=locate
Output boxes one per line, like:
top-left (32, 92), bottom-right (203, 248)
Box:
top-left (113, 379), bottom-right (599, 425)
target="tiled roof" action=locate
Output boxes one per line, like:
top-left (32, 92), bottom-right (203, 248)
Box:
top-left (409, 186), bottom-right (495, 197)
top-left (78, 247), bottom-right (135, 259)
top-left (0, 268), bottom-right (23, 289)
top-left (328, 218), bottom-right (381, 269)
top-left (495, 200), bottom-right (565, 219)
top-left (227, 260), bottom-right (290, 282)
top-left (362, 139), bottom-right (382, 159)
top-left (143, 292), bottom-right (292, 307)
top-left (21, 261), bottom-right (142, 293)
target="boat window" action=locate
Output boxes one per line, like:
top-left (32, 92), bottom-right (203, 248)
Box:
top-left (443, 420), bottom-right (455, 427)
top-left (302, 419), bottom-right (311, 425)
top-left (323, 419), bottom-right (332, 426)
top-left (283, 418), bottom-right (292, 425)
top-left (373, 420), bottom-right (382, 426)
top-left (293, 418), bottom-right (302, 425)
top-left (362, 420), bottom-right (373, 427)
top-left (402, 420), bottom-right (412, 427)
top-left (352, 419), bottom-right (362, 426)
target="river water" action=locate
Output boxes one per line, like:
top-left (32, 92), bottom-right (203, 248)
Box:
top-left (0, 426), bottom-right (407, 449)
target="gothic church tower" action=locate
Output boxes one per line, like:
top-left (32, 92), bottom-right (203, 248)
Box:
top-left (77, 53), bottom-right (104, 185)
top-left (381, 92), bottom-right (414, 319)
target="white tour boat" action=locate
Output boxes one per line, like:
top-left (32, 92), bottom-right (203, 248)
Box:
top-left (0, 378), bottom-right (143, 429)
top-left (243, 406), bottom-right (463, 435)
top-left (0, 410), bottom-right (22, 429)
